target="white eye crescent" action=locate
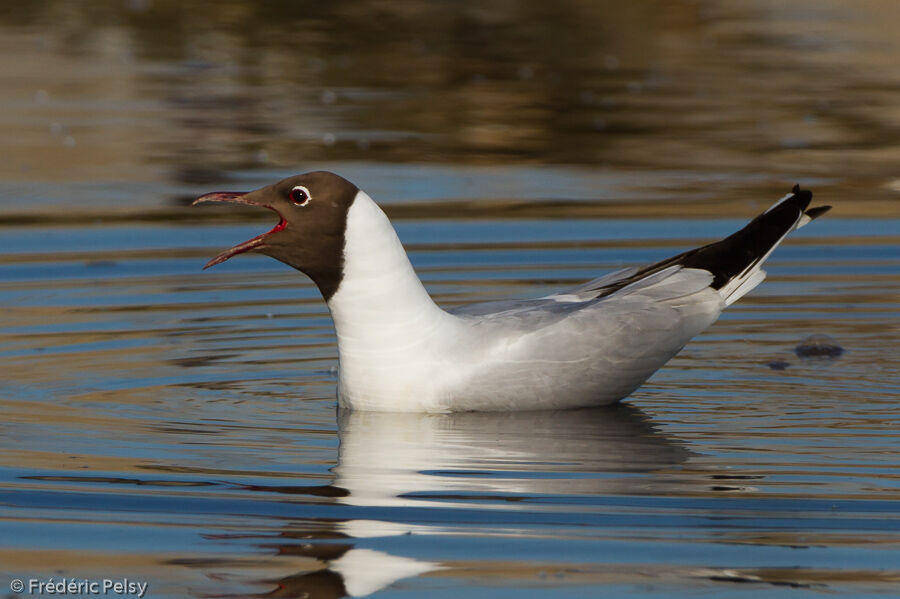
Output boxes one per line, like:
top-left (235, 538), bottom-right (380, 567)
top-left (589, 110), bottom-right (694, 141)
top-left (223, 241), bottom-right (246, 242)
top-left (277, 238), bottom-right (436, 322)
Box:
top-left (290, 186), bottom-right (311, 206)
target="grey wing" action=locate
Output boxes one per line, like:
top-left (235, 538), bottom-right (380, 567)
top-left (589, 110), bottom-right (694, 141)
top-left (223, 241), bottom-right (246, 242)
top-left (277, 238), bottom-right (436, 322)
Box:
top-left (542, 263), bottom-right (709, 303)
top-left (455, 265), bottom-right (726, 373)
top-left (450, 265), bottom-right (721, 323)
top-left (447, 266), bottom-right (726, 409)
top-left (449, 266), bottom-right (642, 318)
top-left (540, 266), bottom-right (725, 353)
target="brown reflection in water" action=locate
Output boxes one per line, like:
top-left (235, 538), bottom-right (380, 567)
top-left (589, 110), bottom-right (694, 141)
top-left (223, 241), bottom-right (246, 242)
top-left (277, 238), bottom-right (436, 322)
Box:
top-left (1, 0), bottom-right (899, 205)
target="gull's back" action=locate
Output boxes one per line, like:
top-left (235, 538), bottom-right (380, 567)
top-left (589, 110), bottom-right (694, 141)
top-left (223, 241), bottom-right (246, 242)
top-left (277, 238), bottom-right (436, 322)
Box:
top-left (443, 265), bottom-right (724, 411)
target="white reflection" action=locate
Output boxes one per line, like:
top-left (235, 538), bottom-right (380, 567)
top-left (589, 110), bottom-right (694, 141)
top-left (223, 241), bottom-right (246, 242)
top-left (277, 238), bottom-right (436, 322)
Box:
top-left (333, 404), bottom-right (690, 510)
top-left (330, 548), bottom-right (438, 597)
top-left (243, 406), bottom-right (691, 598)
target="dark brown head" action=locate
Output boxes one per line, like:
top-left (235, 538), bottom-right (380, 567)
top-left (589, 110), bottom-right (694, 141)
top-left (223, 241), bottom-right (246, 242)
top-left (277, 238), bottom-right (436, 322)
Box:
top-left (194, 171), bottom-right (359, 300)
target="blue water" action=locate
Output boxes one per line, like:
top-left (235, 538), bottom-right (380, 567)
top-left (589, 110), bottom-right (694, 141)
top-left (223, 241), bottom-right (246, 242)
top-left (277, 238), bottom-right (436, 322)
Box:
top-left (2, 200), bottom-right (898, 597)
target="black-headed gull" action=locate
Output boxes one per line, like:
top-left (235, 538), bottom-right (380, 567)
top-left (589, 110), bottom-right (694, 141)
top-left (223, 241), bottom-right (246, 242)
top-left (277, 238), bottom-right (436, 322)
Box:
top-left (195, 172), bottom-right (829, 412)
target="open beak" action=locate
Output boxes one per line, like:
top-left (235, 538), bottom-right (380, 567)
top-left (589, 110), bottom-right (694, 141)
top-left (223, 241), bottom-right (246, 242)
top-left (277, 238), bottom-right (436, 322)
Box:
top-left (193, 191), bottom-right (287, 269)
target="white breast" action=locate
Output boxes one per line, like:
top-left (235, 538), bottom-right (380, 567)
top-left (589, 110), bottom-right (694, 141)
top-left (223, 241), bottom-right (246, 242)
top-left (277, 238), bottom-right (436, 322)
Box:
top-left (326, 191), bottom-right (466, 411)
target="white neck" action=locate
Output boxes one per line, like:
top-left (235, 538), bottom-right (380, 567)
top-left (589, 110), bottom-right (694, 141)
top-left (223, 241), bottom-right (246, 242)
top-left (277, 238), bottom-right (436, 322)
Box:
top-left (326, 191), bottom-right (459, 408)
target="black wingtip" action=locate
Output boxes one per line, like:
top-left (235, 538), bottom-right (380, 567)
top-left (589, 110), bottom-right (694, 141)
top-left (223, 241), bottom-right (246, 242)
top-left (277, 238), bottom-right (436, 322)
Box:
top-left (790, 184), bottom-right (813, 206)
top-left (805, 205), bottom-right (831, 220)
top-left (580, 185), bottom-right (828, 299)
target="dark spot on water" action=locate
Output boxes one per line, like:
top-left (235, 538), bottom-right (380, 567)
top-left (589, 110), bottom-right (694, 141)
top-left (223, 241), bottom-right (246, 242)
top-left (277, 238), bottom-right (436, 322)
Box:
top-left (795, 334), bottom-right (844, 358)
top-left (266, 541), bottom-right (352, 561)
top-left (237, 483), bottom-right (350, 498)
top-left (169, 354), bottom-right (238, 368)
top-left (21, 474), bottom-right (215, 487)
top-left (767, 360), bottom-right (790, 370)
top-left (707, 574), bottom-right (815, 589)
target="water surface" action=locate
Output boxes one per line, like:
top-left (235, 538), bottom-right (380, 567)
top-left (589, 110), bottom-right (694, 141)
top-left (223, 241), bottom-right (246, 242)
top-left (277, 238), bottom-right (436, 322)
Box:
top-left (1, 2), bottom-right (899, 598)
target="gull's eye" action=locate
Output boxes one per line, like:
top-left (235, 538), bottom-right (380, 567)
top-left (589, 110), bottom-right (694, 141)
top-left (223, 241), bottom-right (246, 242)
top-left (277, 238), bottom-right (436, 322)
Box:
top-left (290, 186), bottom-right (310, 206)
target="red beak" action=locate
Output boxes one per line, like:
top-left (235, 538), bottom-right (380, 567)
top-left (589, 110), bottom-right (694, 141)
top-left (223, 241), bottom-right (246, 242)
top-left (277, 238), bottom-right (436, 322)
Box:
top-left (193, 191), bottom-right (286, 269)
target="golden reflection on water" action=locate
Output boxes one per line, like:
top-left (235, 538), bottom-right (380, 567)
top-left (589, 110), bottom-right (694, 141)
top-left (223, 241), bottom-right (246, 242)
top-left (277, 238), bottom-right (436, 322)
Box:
top-left (1, 0), bottom-right (899, 208)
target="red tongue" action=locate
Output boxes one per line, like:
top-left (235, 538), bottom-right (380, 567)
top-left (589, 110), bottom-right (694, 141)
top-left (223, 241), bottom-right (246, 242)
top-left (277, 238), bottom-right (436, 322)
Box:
top-left (203, 217), bottom-right (287, 269)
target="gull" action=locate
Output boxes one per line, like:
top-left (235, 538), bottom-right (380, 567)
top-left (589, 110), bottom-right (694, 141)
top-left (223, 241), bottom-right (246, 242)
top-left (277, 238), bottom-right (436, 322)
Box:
top-left (195, 172), bottom-right (829, 412)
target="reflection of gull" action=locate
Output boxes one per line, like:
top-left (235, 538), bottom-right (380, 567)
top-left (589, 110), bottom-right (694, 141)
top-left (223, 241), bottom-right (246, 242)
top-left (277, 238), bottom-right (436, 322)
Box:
top-left (295, 406), bottom-right (690, 596)
top-left (222, 406), bottom-right (690, 598)
top-left (257, 548), bottom-right (438, 598)
top-left (330, 549), bottom-right (437, 597)
top-left (333, 405), bottom-right (690, 511)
